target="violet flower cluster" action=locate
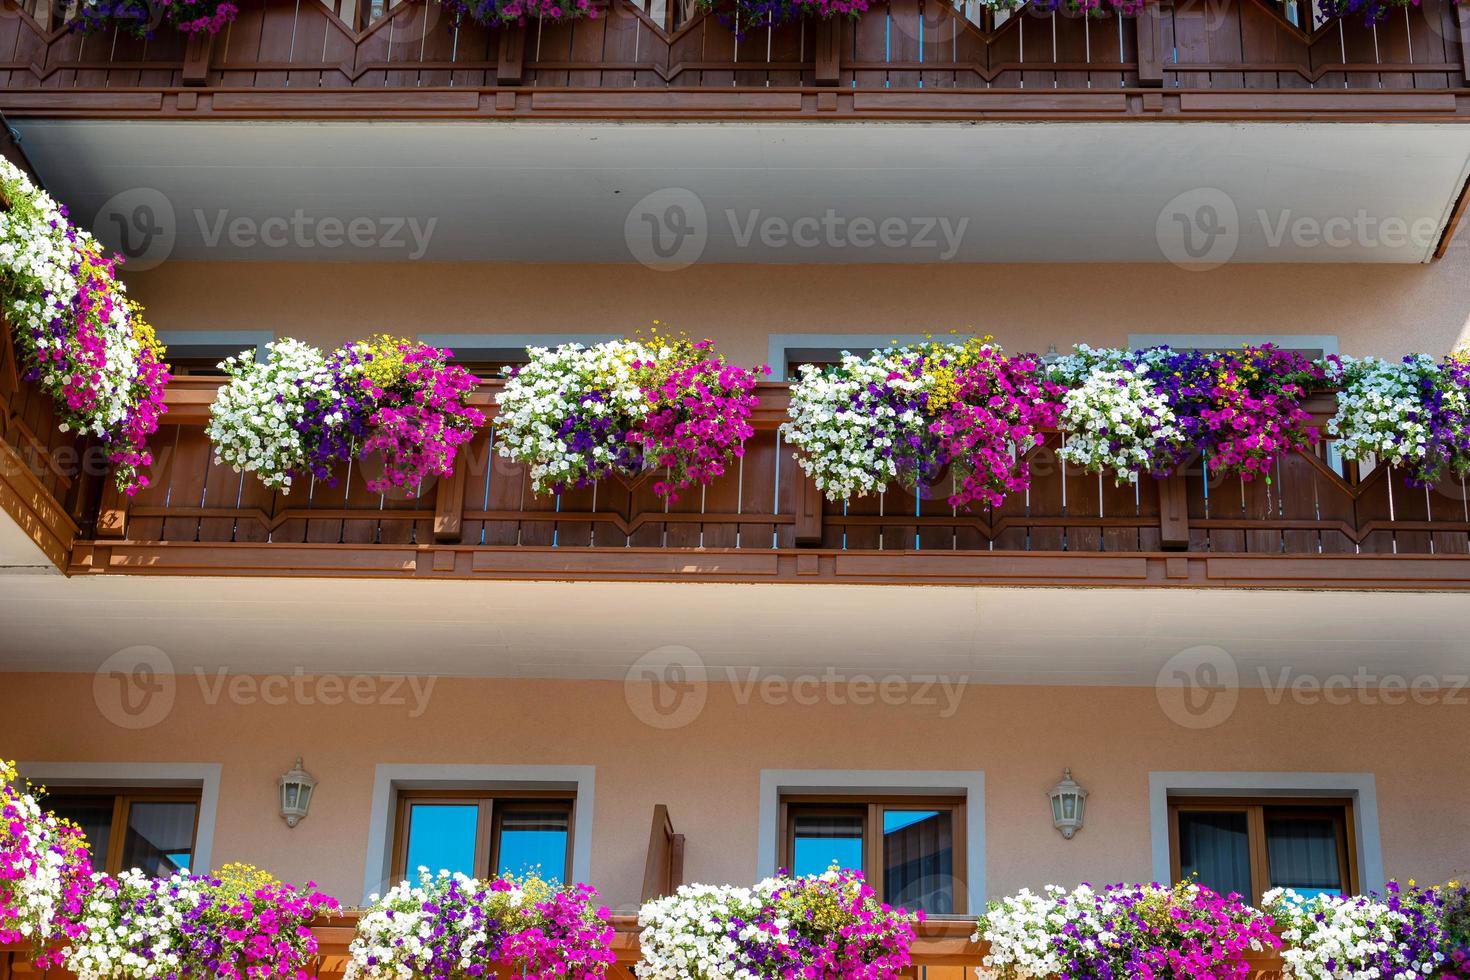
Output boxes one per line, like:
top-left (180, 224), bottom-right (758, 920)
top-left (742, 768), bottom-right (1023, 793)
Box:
top-left (637, 868), bottom-right (920, 980)
top-left (347, 869), bottom-right (615, 980)
top-left (0, 158), bottom-right (170, 496)
top-left (495, 335), bottom-right (765, 502)
top-left (441, 0), bottom-right (596, 28)
top-left (64, 865), bottom-right (339, 980)
top-left (978, 881), bottom-right (1281, 980)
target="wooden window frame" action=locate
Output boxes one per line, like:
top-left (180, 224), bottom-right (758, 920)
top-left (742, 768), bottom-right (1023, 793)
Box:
top-left (777, 794), bottom-right (968, 915)
top-left (45, 787), bottom-right (203, 876)
top-left (391, 789), bottom-right (576, 882)
top-left (1168, 796), bottom-right (1357, 905)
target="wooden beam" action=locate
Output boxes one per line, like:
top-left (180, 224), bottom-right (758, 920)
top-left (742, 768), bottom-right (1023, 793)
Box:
top-left (497, 24), bottom-right (527, 86)
top-left (433, 457), bottom-right (466, 543)
top-left (1136, 0), bottom-right (1165, 87)
top-left (814, 17), bottom-right (841, 86)
top-left (181, 32), bottom-right (214, 86)
top-left (1434, 170), bottom-right (1470, 261)
top-left (1157, 472), bottom-right (1190, 550)
top-left (94, 478), bottom-right (128, 539)
top-left (793, 471), bottom-right (824, 546)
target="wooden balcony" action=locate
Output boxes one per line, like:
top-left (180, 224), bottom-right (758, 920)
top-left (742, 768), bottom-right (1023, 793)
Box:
top-left (18, 370), bottom-right (1468, 590)
top-left (0, 915), bottom-right (1294, 980)
top-left (1, 0), bottom-right (1468, 121)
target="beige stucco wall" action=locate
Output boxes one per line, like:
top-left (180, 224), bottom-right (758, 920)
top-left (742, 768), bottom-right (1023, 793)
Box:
top-left (6, 672), bottom-right (1466, 908)
top-left (122, 246), bottom-right (1470, 365)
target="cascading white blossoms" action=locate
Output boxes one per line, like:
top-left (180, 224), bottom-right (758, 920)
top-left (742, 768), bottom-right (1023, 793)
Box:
top-left (1324, 355), bottom-right (1432, 470)
top-left (784, 349), bottom-right (936, 500)
top-left (1263, 888), bottom-right (1445, 980)
top-left (207, 339), bottom-right (335, 492)
top-left (493, 341), bottom-right (650, 493)
top-left (635, 881), bottom-right (764, 980)
top-left (1053, 352), bottom-right (1181, 483)
top-left (63, 870), bottom-right (194, 980)
top-left (974, 884), bottom-right (1104, 980)
top-left (0, 157), bottom-right (148, 442)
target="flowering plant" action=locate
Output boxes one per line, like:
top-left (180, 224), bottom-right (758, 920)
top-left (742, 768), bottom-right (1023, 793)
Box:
top-left (495, 333), bottom-right (764, 501)
top-left (208, 340), bottom-right (335, 493)
top-left (441, 0), bottom-right (594, 28)
top-left (346, 869), bottom-right (615, 980)
top-left (788, 340), bottom-right (1061, 507)
top-left (638, 868), bottom-right (920, 980)
top-left (0, 762), bottom-right (93, 968)
top-left (1263, 882), bottom-right (1454, 980)
top-left (208, 337), bottom-right (482, 496)
top-left (1325, 352), bottom-right (1470, 488)
top-left (1050, 344), bottom-right (1321, 485)
top-left (67, 0), bottom-right (238, 37)
top-left (0, 159), bottom-right (170, 495)
top-left (697, 0), bottom-right (868, 35)
top-left (977, 880), bottom-right (1279, 980)
top-left (972, 0), bottom-right (1145, 15)
top-left (65, 864), bottom-right (337, 980)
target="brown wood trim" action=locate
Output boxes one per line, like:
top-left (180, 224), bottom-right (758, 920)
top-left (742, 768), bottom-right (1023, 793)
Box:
top-left (433, 459), bottom-right (466, 543)
top-left (639, 804), bottom-right (684, 902)
top-left (1156, 472), bottom-right (1189, 550)
top-left (1435, 171), bottom-right (1470, 261)
top-left (43, 787), bottom-right (203, 876)
top-left (3, 87), bottom-right (1467, 123)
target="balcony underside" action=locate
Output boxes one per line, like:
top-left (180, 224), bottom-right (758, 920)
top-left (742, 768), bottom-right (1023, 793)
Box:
top-left (1, 0), bottom-right (1469, 122)
top-left (13, 119), bottom-right (1470, 263)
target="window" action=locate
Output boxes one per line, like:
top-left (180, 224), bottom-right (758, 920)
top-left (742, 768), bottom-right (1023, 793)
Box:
top-left (1169, 798), bottom-right (1357, 904)
top-left (439, 347), bottom-right (533, 381)
top-left (768, 334), bottom-right (975, 382)
top-left (780, 795), bottom-right (966, 914)
top-left (392, 790), bottom-right (574, 882)
top-left (158, 332), bottom-right (273, 377)
top-left (45, 788), bottom-right (202, 876)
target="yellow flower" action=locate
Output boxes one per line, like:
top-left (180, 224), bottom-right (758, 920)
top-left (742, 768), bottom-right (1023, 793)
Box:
top-left (359, 335), bottom-right (412, 389)
top-left (127, 301), bottom-right (167, 362)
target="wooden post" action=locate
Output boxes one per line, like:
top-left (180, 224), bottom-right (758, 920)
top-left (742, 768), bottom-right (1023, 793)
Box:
top-left (433, 458), bottom-right (466, 543)
top-left (794, 471), bottom-right (824, 546)
top-left (497, 23), bottom-right (527, 86)
top-left (95, 478), bottom-right (128, 539)
top-left (1157, 471), bottom-right (1190, 550)
top-left (813, 16), bottom-right (840, 86)
top-left (181, 31), bottom-right (214, 86)
top-left (1136, 0), bottom-right (1164, 88)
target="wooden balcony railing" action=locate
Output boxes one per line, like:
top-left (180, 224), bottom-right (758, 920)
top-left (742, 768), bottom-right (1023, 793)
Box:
top-left (43, 374), bottom-right (1470, 589)
top-left (1, 0), bottom-right (1466, 121)
top-left (0, 915), bottom-right (1293, 980)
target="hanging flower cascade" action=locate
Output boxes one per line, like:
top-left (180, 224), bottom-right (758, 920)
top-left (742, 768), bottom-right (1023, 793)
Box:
top-left (66, 0), bottom-right (238, 38)
top-left (1264, 882), bottom-right (1470, 980)
top-left (346, 869), bottom-right (616, 980)
top-left (786, 340), bottom-right (1063, 507)
top-left (208, 336), bottom-right (483, 495)
top-left (977, 881), bottom-right (1281, 980)
top-left (494, 334), bottom-right (766, 501)
top-left (788, 341), bottom-right (1470, 507)
top-left (64, 864), bottom-right (339, 980)
top-left (0, 159), bottom-right (170, 496)
top-left (0, 761), bottom-right (93, 969)
top-left (1048, 344), bottom-right (1325, 485)
top-left (636, 867), bottom-right (921, 980)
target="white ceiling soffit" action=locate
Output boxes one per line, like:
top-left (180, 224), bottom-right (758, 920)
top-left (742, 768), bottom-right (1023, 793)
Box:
top-left (13, 120), bottom-right (1470, 265)
top-left (0, 575), bottom-right (1468, 685)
